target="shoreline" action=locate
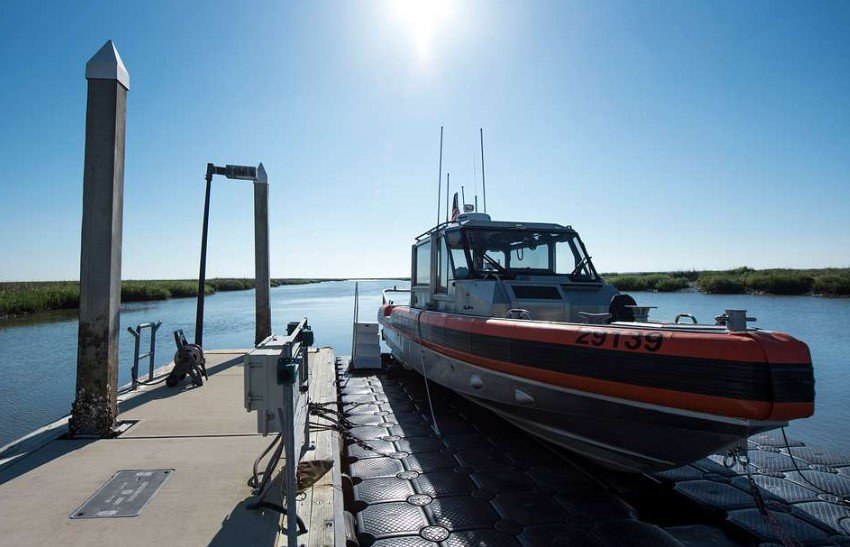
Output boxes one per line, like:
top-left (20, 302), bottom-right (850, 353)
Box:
top-left (2, 269), bottom-right (847, 323)
top-left (603, 267), bottom-right (850, 297)
top-left (0, 278), bottom-right (344, 322)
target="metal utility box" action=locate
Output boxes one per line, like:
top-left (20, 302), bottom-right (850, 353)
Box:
top-left (242, 318), bottom-right (313, 547)
top-left (352, 322), bottom-right (382, 370)
top-left (243, 320), bottom-right (312, 438)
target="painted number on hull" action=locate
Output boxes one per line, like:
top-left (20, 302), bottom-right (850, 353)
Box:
top-left (575, 331), bottom-right (664, 352)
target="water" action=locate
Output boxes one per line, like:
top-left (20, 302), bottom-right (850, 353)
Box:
top-left (0, 279), bottom-right (401, 447)
top-left (0, 282), bottom-right (847, 454)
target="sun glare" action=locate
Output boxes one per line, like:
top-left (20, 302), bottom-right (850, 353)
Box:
top-left (391, 0), bottom-right (454, 62)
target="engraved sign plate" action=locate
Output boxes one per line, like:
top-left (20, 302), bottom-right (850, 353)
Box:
top-left (70, 469), bottom-right (173, 519)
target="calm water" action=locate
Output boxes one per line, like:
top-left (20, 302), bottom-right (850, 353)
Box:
top-left (0, 282), bottom-right (848, 453)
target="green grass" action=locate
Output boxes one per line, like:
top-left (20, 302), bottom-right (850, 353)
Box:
top-left (0, 282), bottom-right (80, 315)
top-left (697, 274), bottom-right (748, 294)
top-left (0, 278), bottom-right (340, 318)
top-left (603, 267), bottom-right (850, 296)
top-left (812, 272), bottom-right (850, 296)
top-left (207, 278), bottom-right (255, 291)
top-left (604, 273), bottom-right (689, 292)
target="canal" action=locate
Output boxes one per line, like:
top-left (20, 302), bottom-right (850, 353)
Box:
top-left (0, 280), bottom-right (847, 453)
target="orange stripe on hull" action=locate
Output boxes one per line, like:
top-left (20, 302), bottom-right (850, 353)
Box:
top-left (383, 319), bottom-right (813, 422)
top-left (387, 306), bottom-right (812, 367)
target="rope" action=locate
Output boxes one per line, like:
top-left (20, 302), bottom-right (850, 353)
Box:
top-left (415, 311), bottom-right (441, 436)
top-left (780, 427), bottom-right (850, 507)
top-left (307, 403), bottom-right (391, 458)
top-left (729, 448), bottom-right (799, 547)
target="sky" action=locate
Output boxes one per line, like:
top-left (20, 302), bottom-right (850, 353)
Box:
top-left (0, 0), bottom-right (848, 280)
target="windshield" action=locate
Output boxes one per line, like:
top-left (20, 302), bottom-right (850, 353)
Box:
top-left (459, 228), bottom-right (598, 280)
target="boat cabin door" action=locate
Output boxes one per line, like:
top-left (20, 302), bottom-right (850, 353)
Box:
top-left (411, 232), bottom-right (458, 311)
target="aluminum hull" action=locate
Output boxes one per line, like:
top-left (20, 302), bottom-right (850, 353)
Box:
top-left (382, 325), bottom-right (783, 473)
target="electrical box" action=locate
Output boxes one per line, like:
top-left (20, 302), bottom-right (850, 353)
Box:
top-left (242, 319), bottom-right (313, 547)
top-left (243, 321), bottom-right (311, 443)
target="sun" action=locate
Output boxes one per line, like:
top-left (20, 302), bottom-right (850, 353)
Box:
top-left (391, 0), bottom-right (454, 62)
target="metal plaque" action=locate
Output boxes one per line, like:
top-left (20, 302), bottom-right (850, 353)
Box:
top-left (70, 469), bottom-right (173, 519)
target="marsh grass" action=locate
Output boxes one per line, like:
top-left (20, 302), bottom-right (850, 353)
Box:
top-left (604, 274), bottom-right (690, 292)
top-left (697, 268), bottom-right (848, 295)
top-left (0, 277), bottom-right (339, 317)
top-left (603, 268), bottom-right (850, 296)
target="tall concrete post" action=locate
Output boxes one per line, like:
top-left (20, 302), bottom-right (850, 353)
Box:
top-left (69, 40), bottom-right (129, 437)
top-left (253, 163), bottom-right (271, 345)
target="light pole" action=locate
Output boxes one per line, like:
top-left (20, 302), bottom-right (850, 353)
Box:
top-left (195, 163), bottom-right (259, 347)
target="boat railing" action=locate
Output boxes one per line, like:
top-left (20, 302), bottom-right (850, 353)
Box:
top-left (126, 321), bottom-right (163, 390)
top-left (382, 286), bottom-right (412, 305)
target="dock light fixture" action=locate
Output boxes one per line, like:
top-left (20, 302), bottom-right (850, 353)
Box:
top-left (195, 163), bottom-right (267, 348)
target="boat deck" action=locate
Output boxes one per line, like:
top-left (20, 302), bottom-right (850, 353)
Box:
top-left (0, 348), bottom-right (342, 547)
top-left (338, 359), bottom-right (850, 546)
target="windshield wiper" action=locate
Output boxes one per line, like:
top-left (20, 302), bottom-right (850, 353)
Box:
top-left (482, 253), bottom-right (514, 279)
top-left (571, 255), bottom-right (592, 277)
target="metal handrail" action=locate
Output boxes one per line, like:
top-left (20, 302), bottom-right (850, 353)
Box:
top-left (127, 321), bottom-right (162, 389)
top-left (283, 317), bottom-right (312, 389)
top-left (382, 286), bottom-right (412, 305)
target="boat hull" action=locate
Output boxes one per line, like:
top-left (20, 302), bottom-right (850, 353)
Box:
top-left (379, 306), bottom-right (814, 473)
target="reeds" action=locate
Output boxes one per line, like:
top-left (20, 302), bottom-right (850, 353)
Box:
top-left (603, 268), bottom-right (850, 296)
top-left (604, 274), bottom-right (690, 292)
top-left (0, 278), bottom-right (338, 317)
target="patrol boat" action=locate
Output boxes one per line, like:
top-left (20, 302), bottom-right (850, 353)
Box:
top-left (378, 204), bottom-right (815, 472)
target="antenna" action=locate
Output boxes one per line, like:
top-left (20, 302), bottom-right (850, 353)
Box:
top-left (445, 173), bottom-right (450, 222)
top-left (461, 185), bottom-right (466, 209)
top-left (480, 128), bottom-right (487, 213)
top-left (436, 126), bottom-right (443, 226)
top-left (473, 154), bottom-right (478, 211)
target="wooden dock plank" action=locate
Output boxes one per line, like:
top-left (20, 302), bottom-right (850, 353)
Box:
top-left (282, 347), bottom-right (341, 547)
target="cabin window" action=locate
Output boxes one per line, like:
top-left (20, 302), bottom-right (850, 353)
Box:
top-left (451, 248), bottom-right (470, 279)
top-left (463, 228), bottom-right (598, 280)
top-left (509, 243), bottom-right (549, 270)
top-left (555, 239), bottom-right (593, 279)
top-left (414, 241), bottom-right (431, 286)
top-left (436, 237), bottom-right (454, 293)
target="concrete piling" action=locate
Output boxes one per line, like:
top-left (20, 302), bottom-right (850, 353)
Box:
top-left (69, 40), bottom-right (129, 437)
top-left (253, 163), bottom-right (271, 345)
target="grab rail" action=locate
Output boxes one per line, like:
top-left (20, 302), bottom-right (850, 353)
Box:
top-left (127, 321), bottom-right (162, 389)
top-left (674, 314), bottom-right (699, 324)
top-left (382, 286), bottom-right (412, 305)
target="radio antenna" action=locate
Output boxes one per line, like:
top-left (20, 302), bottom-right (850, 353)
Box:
top-left (480, 128), bottom-right (487, 213)
top-left (445, 173), bottom-right (450, 223)
top-left (461, 185), bottom-right (466, 209)
top-left (473, 154), bottom-right (478, 211)
top-left (436, 126), bottom-right (443, 225)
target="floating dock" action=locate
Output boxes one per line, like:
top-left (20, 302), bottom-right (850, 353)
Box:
top-left (1, 347), bottom-right (848, 546)
top-left (0, 348), bottom-right (343, 547)
top-left (337, 357), bottom-right (850, 547)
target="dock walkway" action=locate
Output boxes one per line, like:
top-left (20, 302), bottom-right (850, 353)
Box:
top-left (0, 348), bottom-right (342, 547)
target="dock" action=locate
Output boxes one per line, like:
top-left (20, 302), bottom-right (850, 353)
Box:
top-left (338, 358), bottom-right (850, 547)
top-left (0, 348), bottom-right (343, 547)
top-left (2, 346), bottom-right (849, 546)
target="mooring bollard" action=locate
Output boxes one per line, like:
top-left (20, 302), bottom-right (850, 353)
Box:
top-left (254, 163), bottom-right (271, 345)
top-left (69, 40), bottom-right (130, 438)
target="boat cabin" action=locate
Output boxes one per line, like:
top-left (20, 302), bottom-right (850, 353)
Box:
top-left (410, 213), bottom-right (618, 322)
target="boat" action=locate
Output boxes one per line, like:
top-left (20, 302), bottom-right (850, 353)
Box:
top-left (377, 204), bottom-right (815, 473)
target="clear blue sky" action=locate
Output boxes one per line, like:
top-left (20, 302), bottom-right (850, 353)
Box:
top-left (1, 1), bottom-right (848, 280)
